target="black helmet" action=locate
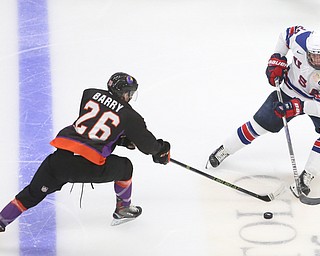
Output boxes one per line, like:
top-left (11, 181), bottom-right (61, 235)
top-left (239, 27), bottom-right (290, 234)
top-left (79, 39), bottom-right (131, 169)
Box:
top-left (107, 72), bottom-right (138, 99)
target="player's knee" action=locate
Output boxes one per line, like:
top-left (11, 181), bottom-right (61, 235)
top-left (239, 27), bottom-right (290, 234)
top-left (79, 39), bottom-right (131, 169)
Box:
top-left (121, 157), bottom-right (133, 181)
top-left (254, 114), bottom-right (283, 133)
top-left (16, 186), bottom-right (46, 209)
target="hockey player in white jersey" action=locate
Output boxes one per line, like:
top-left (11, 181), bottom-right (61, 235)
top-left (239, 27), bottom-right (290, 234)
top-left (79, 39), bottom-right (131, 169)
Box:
top-left (207, 25), bottom-right (320, 198)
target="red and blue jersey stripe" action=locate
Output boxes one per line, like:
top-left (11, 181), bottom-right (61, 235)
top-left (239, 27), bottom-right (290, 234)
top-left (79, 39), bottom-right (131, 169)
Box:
top-left (285, 26), bottom-right (306, 47)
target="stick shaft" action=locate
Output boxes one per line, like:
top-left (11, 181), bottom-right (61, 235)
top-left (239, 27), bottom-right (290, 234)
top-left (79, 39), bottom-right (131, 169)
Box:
top-left (170, 158), bottom-right (272, 202)
top-left (274, 79), bottom-right (301, 193)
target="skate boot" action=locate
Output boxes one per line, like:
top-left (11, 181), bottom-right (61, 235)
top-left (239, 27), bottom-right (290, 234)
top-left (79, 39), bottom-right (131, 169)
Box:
top-left (207, 145), bottom-right (229, 168)
top-left (0, 219), bottom-right (5, 232)
top-left (290, 170), bottom-right (315, 198)
top-left (111, 205), bottom-right (142, 226)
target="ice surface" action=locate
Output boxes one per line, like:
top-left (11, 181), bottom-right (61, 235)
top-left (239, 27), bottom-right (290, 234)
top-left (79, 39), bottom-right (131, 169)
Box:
top-left (1, 0), bottom-right (320, 255)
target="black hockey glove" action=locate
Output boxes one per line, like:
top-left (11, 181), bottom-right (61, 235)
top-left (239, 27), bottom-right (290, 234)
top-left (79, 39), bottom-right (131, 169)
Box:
top-left (116, 135), bottom-right (136, 150)
top-left (152, 139), bottom-right (170, 165)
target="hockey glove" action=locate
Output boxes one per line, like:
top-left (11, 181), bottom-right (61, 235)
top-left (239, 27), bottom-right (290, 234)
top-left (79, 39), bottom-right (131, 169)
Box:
top-left (274, 98), bottom-right (304, 118)
top-left (266, 53), bottom-right (287, 86)
top-left (116, 135), bottom-right (136, 150)
top-left (152, 139), bottom-right (170, 165)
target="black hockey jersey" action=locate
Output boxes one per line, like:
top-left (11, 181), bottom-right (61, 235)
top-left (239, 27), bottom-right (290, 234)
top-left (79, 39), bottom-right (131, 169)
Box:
top-left (50, 88), bottom-right (162, 165)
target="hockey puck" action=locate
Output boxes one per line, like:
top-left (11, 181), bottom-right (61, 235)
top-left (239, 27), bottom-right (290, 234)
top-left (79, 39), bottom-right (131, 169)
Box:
top-left (263, 212), bottom-right (273, 219)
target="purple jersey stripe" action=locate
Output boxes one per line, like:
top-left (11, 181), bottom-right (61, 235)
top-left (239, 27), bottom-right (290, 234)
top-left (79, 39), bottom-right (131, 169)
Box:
top-left (18, 0), bottom-right (56, 255)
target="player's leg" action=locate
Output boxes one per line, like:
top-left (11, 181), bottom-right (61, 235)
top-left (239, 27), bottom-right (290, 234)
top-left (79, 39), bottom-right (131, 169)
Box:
top-left (99, 155), bottom-right (142, 225)
top-left (208, 119), bottom-right (269, 168)
top-left (290, 116), bottom-right (320, 197)
top-left (207, 90), bottom-right (291, 168)
top-left (61, 152), bottom-right (142, 225)
top-left (0, 152), bottom-right (66, 232)
top-left (66, 152), bottom-right (136, 209)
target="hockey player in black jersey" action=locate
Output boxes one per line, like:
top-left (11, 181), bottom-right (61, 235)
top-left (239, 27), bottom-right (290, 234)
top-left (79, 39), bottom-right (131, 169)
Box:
top-left (0, 72), bottom-right (170, 231)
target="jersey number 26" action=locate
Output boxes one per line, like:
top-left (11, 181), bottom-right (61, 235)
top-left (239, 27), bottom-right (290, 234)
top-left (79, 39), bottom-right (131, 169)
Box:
top-left (74, 100), bottom-right (120, 141)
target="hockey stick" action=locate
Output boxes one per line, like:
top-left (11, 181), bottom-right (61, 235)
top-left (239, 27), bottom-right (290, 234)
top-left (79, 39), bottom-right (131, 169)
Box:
top-left (274, 79), bottom-right (301, 194)
top-left (275, 79), bottom-right (320, 205)
top-left (170, 158), bottom-right (284, 202)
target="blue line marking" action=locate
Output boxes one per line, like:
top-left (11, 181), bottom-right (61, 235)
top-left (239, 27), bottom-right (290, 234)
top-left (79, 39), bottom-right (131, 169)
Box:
top-left (18, 0), bottom-right (56, 255)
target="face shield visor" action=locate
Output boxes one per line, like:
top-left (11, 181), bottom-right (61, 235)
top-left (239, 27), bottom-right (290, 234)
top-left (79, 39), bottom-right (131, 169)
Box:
top-left (308, 52), bottom-right (320, 70)
top-left (127, 89), bottom-right (138, 102)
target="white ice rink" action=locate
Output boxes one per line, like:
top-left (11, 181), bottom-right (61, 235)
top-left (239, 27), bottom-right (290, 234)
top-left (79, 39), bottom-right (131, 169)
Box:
top-left (1, 0), bottom-right (320, 255)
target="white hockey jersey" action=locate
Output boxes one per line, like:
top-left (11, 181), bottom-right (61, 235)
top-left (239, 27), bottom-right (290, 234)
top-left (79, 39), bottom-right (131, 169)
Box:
top-left (275, 25), bottom-right (320, 117)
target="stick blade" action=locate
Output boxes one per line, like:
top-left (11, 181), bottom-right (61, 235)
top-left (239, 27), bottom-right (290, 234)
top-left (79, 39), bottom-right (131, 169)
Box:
top-left (299, 194), bottom-right (320, 205)
top-left (266, 183), bottom-right (286, 201)
top-left (259, 195), bottom-right (272, 202)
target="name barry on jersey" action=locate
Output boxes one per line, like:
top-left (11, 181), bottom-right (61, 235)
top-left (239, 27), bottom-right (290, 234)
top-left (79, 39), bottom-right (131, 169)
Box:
top-left (92, 92), bottom-right (124, 112)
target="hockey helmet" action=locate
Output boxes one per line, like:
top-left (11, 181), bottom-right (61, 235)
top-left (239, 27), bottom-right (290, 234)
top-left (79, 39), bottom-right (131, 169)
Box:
top-left (306, 31), bottom-right (320, 70)
top-left (107, 72), bottom-right (138, 101)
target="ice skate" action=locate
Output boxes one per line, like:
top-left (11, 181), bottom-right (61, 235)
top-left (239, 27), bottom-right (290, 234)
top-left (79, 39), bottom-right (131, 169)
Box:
top-left (111, 205), bottom-right (142, 226)
top-left (0, 219), bottom-right (5, 232)
top-left (206, 145), bottom-right (229, 168)
top-left (290, 170), bottom-right (314, 198)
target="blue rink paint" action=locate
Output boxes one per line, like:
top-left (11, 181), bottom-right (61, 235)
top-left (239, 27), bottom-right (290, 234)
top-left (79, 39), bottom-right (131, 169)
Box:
top-left (18, 0), bottom-right (56, 255)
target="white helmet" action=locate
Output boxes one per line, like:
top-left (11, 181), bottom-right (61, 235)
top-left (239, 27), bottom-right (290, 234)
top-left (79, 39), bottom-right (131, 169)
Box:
top-left (306, 31), bottom-right (320, 69)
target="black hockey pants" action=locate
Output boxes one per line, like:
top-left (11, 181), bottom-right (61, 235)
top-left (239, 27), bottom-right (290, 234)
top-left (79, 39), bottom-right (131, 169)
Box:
top-left (16, 149), bottom-right (133, 209)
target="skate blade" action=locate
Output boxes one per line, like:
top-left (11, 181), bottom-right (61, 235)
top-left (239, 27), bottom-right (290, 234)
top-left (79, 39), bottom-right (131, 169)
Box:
top-left (205, 159), bottom-right (211, 169)
top-left (111, 217), bottom-right (136, 226)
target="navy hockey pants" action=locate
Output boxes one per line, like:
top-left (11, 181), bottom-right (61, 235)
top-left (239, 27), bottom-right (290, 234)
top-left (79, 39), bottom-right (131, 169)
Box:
top-left (16, 149), bottom-right (133, 209)
top-left (253, 90), bottom-right (320, 133)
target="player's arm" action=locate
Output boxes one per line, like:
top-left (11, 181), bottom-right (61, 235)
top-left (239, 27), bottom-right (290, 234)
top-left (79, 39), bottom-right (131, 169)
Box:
top-left (274, 96), bottom-right (320, 119)
top-left (265, 28), bottom-right (292, 86)
top-left (266, 26), bottom-right (307, 86)
top-left (274, 98), bottom-right (304, 118)
top-left (274, 31), bottom-right (289, 56)
top-left (116, 135), bottom-right (136, 150)
top-left (124, 112), bottom-right (170, 164)
top-left (304, 101), bottom-right (320, 118)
